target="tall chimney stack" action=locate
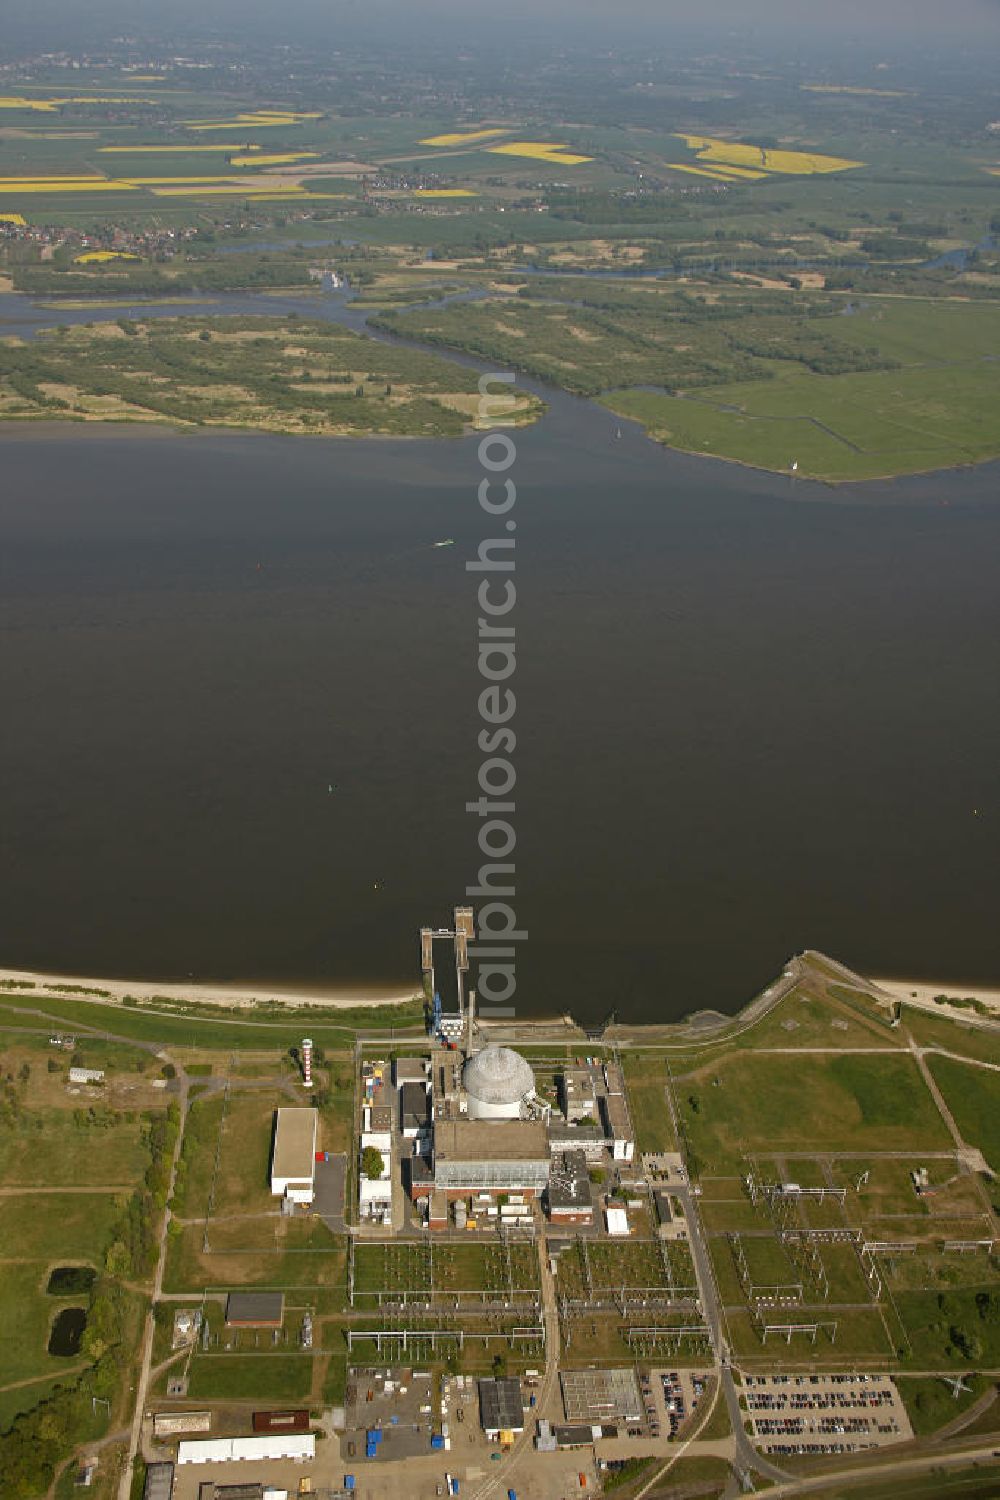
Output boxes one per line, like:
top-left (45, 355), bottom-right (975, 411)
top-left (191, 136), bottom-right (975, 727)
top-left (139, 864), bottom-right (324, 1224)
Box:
top-left (302, 1037), bottom-right (313, 1089)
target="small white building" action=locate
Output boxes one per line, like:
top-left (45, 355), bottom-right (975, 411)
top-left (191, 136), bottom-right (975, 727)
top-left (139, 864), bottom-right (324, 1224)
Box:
top-left (270, 1109), bottom-right (317, 1205)
top-left (606, 1205), bottom-right (630, 1237)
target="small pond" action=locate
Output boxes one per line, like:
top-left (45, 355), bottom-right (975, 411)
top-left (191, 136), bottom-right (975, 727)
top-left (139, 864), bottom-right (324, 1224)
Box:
top-left (47, 1306), bottom-right (87, 1357)
top-left (46, 1266), bottom-right (97, 1297)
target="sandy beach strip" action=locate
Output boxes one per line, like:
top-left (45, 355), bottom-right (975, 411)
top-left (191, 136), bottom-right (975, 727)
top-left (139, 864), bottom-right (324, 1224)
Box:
top-left (0, 965), bottom-right (419, 1012)
top-left (872, 975), bottom-right (1000, 1015)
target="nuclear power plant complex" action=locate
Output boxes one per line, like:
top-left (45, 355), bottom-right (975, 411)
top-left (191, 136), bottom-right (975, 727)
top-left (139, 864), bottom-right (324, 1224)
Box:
top-left (340, 907), bottom-right (635, 1228)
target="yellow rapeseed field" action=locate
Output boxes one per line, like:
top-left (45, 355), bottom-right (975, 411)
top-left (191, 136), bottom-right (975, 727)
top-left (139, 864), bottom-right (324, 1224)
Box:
top-left (413, 188), bottom-right (477, 197)
top-left (0, 95), bottom-right (156, 111)
top-left (675, 134), bottom-right (863, 176)
top-left (669, 163), bottom-right (743, 182)
top-left (229, 153), bottom-right (318, 166)
top-left (419, 129), bottom-right (507, 147)
top-left (148, 185), bottom-right (259, 196)
top-left (99, 145), bottom-right (263, 154)
top-left (73, 250), bottom-right (140, 263)
top-left (0, 212), bottom-right (27, 224)
top-left (184, 110), bottom-right (321, 131)
top-left (0, 179), bottom-right (139, 193)
top-left (245, 192), bottom-right (347, 200)
top-left (488, 141), bottom-right (592, 165)
top-left (118, 176), bottom-right (238, 185)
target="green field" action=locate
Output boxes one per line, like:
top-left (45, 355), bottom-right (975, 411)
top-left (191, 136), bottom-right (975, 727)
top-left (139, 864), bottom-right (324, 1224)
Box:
top-left (379, 285), bottom-right (1000, 481)
top-left (163, 1218), bottom-right (347, 1296)
top-left (184, 1353), bottom-right (313, 1401)
top-left (896, 1374), bottom-right (992, 1437)
top-left (170, 1094), bottom-right (226, 1220)
top-left (902, 1009), bottom-right (1000, 1067)
top-left (0, 1193), bottom-right (126, 1264)
top-left (619, 1053), bottom-right (677, 1152)
top-left (802, 1463), bottom-right (1000, 1500)
top-left (678, 1051), bottom-right (952, 1173)
top-left (0, 994), bottom-right (422, 1051)
top-left (605, 358), bottom-right (1000, 481)
top-left (895, 1285), bottom-right (1000, 1368)
top-left (926, 1056), bottom-right (1000, 1172)
top-left (0, 1265), bottom-right (90, 1388)
top-left (725, 1303), bottom-right (893, 1360)
top-left (0, 1112), bottom-right (148, 1189)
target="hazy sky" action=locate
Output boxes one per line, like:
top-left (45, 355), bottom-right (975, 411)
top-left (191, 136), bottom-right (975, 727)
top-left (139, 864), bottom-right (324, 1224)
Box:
top-left (3, 0), bottom-right (1000, 48)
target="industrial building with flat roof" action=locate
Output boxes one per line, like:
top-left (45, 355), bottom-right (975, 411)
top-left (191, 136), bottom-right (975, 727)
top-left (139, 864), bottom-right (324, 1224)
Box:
top-left (269, 1108), bottom-right (317, 1205)
top-left (560, 1368), bottom-right (643, 1425)
top-left (478, 1376), bottom-right (525, 1439)
top-left (600, 1090), bottom-right (635, 1162)
top-left (225, 1292), bottom-right (284, 1328)
top-left (152, 1410), bottom-right (211, 1438)
top-left (400, 1080), bottom-right (431, 1137)
top-left (143, 1462), bottom-right (174, 1500)
top-left (251, 1409), bottom-right (310, 1434)
top-left (561, 1067), bottom-right (598, 1123)
top-left (427, 1118), bottom-right (550, 1197)
top-left (546, 1149), bottom-right (593, 1224)
top-left (197, 1486), bottom-right (268, 1500)
top-left (177, 1434), bottom-right (314, 1465)
top-left (394, 1056), bottom-right (429, 1085)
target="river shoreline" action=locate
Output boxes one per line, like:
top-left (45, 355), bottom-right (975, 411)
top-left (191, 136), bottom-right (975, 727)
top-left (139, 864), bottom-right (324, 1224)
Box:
top-left (872, 975), bottom-right (1000, 1015)
top-left (1, 283), bottom-right (999, 487)
top-left (0, 965), bottom-right (419, 1011)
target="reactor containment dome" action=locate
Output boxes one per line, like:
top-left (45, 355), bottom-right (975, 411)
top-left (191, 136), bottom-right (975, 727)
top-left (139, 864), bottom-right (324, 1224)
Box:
top-left (462, 1045), bottom-right (536, 1120)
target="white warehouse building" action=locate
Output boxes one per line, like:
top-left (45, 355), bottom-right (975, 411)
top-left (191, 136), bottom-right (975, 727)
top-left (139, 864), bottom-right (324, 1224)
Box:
top-left (177, 1434), bottom-right (314, 1464)
top-left (269, 1108), bottom-right (317, 1205)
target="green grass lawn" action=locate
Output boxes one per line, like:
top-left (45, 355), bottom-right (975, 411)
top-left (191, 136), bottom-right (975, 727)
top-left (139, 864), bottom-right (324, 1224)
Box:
top-left (604, 355), bottom-right (1000, 481)
top-left (734, 986), bottom-right (901, 1051)
top-left (171, 1093), bottom-right (226, 1219)
top-left (726, 1303), bottom-right (893, 1360)
top-left (0, 1112), bottom-right (148, 1189)
top-left (0, 1192), bottom-right (124, 1263)
top-left (801, 1463), bottom-right (1000, 1500)
top-left (184, 1353), bottom-right (313, 1401)
top-left (903, 1008), bottom-right (1000, 1066)
top-left (678, 1052), bottom-right (951, 1174)
top-left (0, 1264), bottom-right (87, 1387)
top-left (163, 1219), bottom-right (347, 1296)
top-left (896, 1374), bottom-right (991, 1437)
top-left (209, 1091), bottom-right (287, 1220)
top-left (0, 1374), bottom-right (80, 1435)
top-left (619, 1053), bottom-right (677, 1153)
top-left (926, 1056), bottom-right (1000, 1172)
top-left (0, 994), bottom-right (422, 1051)
top-left (895, 1285), bottom-right (1000, 1368)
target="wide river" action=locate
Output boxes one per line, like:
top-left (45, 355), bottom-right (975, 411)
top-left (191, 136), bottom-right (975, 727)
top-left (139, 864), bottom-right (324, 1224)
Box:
top-left (0, 287), bottom-right (998, 1022)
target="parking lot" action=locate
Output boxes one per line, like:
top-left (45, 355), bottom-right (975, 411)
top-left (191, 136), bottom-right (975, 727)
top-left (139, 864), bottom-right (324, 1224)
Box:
top-left (343, 1367), bottom-right (493, 1468)
top-left (744, 1372), bottom-right (912, 1456)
